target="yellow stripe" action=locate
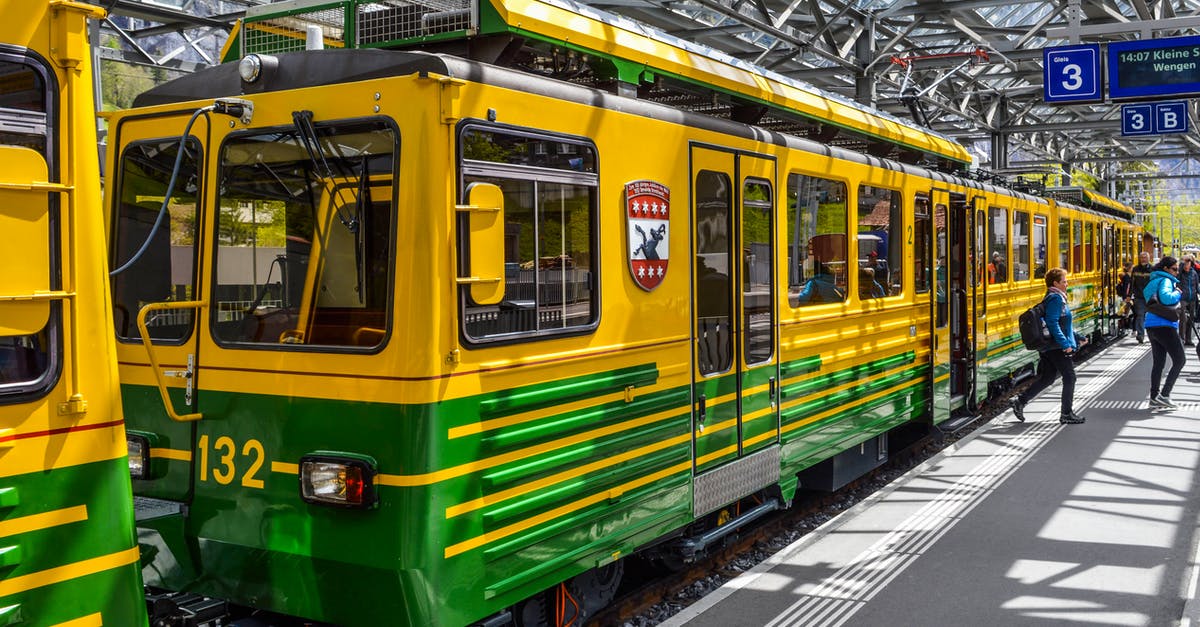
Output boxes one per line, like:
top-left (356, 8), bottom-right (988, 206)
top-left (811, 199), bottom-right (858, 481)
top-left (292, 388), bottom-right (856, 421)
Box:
top-left (444, 461), bottom-right (690, 558)
top-left (50, 613), bottom-right (103, 627)
top-left (272, 462), bottom-right (299, 474)
top-left (150, 448), bottom-right (191, 461)
top-left (448, 388), bottom-right (627, 439)
top-left (379, 406), bottom-right (682, 487)
top-left (0, 426), bottom-right (126, 479)
top-left (445, 431), bottom-right (690, 518)
top-left (782, 377), bottom-right (919, 435)
top-left (0, 547), bottom-right (140, 598)
top-left (0, 506), bottom-right (87, 538)
top-left (778, 360), bottom-right (915, 414)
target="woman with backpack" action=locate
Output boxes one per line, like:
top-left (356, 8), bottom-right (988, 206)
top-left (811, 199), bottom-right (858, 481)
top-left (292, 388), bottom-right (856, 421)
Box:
top-left (1144, 256), bottom-right (1186, 409)
top-left (1010, 267), bottom-right (1087, 424)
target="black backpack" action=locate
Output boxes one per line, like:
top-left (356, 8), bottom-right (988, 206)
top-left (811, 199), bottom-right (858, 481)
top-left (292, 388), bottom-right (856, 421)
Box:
top-left (1018, 293), bottom-right (1055, 351)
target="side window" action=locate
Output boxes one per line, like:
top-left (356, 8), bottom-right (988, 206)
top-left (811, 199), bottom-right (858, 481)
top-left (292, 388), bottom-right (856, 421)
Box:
top-left (1058, 217), bottom-right (1070, 270)
top-left (1033, 215), bottom-right (1048, 278)
top-left (459, 127), bottom-right (598, 341)
top-left (696, 171), bottom-right (732, 375)
top-left (111, 137), bottom-right (201, 342)
top-left (0, 56), bottom-right (57, 396)
top-left (935, 203), bottom-right (947, 328)
top-left (787, 173), bottom-right (847, 307)
top-left (857, 184), bottom-right (901, 298)
top-left (212, 118), bottom-right (397, 349)
top-left (1073, 219), bottom-right (1084, 273)
top-left (742, 179), bottom-right (773, 365)
top-left (1013, 211), bottom-right (1030, 281)
top-left (1084, 221), bottom-right (1095, 271)
top-left (987, 206), bottom-right (1007, 284)
top-left (914, 194), bottom-right (930, 294)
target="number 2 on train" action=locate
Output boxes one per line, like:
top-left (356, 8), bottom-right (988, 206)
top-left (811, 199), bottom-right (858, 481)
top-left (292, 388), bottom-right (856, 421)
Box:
top-left (197, 435), bottom-right (266, 488)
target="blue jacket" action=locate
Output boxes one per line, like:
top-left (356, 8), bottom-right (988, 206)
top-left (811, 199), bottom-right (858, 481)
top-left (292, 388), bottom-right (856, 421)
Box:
top-left (795, 273), bottom-right (844, 304)
top-left (1179, 265), bottom-right (1199, 302)
top-left (1144, 270), bottom-right (1182, 329)
top-left (1043, 289), bottom-right (1083, 351)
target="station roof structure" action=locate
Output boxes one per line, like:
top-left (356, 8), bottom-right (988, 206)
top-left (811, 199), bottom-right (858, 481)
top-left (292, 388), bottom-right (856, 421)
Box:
top-left (90, 0), bottom-right (1200, 189)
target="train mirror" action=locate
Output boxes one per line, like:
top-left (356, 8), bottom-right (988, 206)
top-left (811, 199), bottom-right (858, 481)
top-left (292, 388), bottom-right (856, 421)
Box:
top-left (458, 182), bottom-right (506, 305)
top-left (0, 146), bottom-right (51, 335)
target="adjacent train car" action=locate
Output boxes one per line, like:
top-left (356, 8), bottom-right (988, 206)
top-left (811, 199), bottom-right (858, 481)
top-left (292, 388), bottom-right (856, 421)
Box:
top-left (105, 0), bottom-right (1143, 625)
top-left (0, 2), bottom-right (147, 625)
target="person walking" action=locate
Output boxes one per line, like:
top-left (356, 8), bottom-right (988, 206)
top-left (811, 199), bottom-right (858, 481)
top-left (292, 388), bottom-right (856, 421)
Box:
top-left (1010, 267), bottom-right (1087, 424)
top-left (1131, 251), bottom-right (1154, 343)
top-left (1178, 255), bottom-right (1198, 345)
top-left (1145, 256), bottom-right (1187, 409)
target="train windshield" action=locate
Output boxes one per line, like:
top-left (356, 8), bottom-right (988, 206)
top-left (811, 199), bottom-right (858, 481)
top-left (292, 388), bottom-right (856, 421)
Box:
top-left (211, 117), bottom-right (397, 349)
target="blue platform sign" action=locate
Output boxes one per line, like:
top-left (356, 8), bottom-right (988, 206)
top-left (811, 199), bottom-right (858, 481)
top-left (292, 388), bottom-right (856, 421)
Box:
top-left (1043, 44), bottom-right (1103, 103)
top-left (1109, 35), bottom-right (1200, 100)
top-left (1122, 101), bottom-right (1190, 135)
top-left (1121, 104), bottom-right (1154, 135)
top-left (1156, 101), bottom-right (1190, 133)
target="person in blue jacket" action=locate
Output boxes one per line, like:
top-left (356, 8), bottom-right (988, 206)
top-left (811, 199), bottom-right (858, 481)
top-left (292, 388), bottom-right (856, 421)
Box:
top-left (795, 263), bottom-right (844, 305)
top-left (1010, 267), bottom-right (1087, 424)
top-left (1144, 256), bottom-right (1186, 409)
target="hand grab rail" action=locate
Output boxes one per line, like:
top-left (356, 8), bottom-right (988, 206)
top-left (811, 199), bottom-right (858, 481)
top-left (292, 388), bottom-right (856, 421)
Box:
top-left (136, 300), bottom-right (207, 422)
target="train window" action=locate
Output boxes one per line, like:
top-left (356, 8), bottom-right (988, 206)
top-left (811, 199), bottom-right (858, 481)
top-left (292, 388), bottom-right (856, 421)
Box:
top-left (1012, 211), bottom-right (1030, 281)
top-left (0, 56), bottom-right (57, 397)
top-left (458, 127), bottom-right (598, 341)
top-left (1058, 218), bottom-right (1070, 269)
top-left (914, 194), bottom-right (930, 294)
top-left (935, 203), bottom-right (947, 328)
top-left (1033, 215), bottom-right (1048, 278)
top-left (987, 207), bottom-right (1007, 284)
top-left (211, 118), bottom-right (397, 350)
top-left (1080, 218), bottom-right (1089, 269)
top-left (696, 171), bottom-right (732, 375)
top-left (787, 174), bottom-right (847, 307)
top-left (856, 185), bottom-right (901, 298)
top-left (743, 179), bottom-right (773, 365)
top-left (1084, 222), bottom-right (1095, 271)
top-left (111, 137), bottom-right (201, 342)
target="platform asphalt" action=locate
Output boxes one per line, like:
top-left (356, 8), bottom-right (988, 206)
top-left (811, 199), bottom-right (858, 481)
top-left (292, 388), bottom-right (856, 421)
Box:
top-left (663, 338), bottom-right (1200, 627)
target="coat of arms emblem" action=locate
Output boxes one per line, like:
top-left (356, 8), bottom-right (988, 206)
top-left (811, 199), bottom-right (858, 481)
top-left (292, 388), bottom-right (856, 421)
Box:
top-left (625, 180), bottom-right (670, 291)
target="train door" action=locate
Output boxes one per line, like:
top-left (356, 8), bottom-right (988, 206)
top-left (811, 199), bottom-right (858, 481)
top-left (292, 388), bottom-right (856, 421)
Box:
top-left (690, 145), bottom-right (780, 514)
top-left (109, 114), bottom-right (207, 503)
top-left (972, 199), bottom-right (987, 407)
top-left (930, 189), bottom-right (972, 424)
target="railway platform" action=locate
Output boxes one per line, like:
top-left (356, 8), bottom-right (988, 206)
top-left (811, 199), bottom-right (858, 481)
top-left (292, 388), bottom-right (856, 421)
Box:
top-left (663, 338), bottom-right (1200, 627)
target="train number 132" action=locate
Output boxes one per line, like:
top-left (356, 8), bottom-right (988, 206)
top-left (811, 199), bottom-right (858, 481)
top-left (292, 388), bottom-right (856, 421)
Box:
top-left (197, 435), bottom-right (266, 489)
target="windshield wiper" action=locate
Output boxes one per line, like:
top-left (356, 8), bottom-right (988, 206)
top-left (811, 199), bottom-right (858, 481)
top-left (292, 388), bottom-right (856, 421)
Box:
top-left (291, 109), bottom-right (365, 303)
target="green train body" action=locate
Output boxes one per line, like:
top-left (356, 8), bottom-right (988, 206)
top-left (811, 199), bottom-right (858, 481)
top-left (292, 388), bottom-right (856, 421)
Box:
top-left (106, 2), bottom-right (1142, 626)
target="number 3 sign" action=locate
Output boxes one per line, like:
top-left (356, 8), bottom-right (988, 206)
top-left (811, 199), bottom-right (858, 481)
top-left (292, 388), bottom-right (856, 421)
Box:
top-left (1043, 45), bottom-right (1103, 104)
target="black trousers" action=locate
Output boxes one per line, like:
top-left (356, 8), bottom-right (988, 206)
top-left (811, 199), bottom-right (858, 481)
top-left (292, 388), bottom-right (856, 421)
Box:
top-left (1148, 326), bottom-right (1186, 398)
top-left (1018, 348), bottom-right (1076, 415)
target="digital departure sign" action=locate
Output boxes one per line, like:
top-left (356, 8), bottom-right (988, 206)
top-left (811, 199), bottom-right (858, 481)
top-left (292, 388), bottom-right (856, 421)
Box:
top-left (1108, 35), bottom-right (1200, 99)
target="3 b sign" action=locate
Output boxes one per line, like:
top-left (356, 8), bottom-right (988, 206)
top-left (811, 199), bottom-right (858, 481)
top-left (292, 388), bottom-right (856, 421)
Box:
top-left (1122, 101), bottom-right (1190, 136)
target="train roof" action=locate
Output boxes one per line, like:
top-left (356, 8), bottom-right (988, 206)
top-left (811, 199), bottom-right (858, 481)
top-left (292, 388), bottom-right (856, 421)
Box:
top-left (1045, 186), bottom-right (1136, 220)
top-left (223, 0), bottom-right (972, 170)
top-left (134, 48), bottom-right (1154, 226)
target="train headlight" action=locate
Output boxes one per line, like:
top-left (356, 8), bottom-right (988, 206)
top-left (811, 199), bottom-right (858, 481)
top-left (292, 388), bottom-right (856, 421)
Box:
top-left (238, 54), bottom-right (277, 84)
top-left (239, 54), bottom-right (263, 83)
top-left (127, 434), bottom-right (150, 480)
top-left (299, 454), bottom-right (378, 509)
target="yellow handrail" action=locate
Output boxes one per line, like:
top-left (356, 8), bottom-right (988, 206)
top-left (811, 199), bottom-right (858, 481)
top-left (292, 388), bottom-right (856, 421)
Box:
top-left (136, 300), bottom-right (206, 422)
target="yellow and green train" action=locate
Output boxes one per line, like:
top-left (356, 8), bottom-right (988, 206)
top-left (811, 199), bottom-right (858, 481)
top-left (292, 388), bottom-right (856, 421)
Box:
top-left (105, 0), bottom-right (1143, 625)
top-left (0, 2), bottom-right (146, 625)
